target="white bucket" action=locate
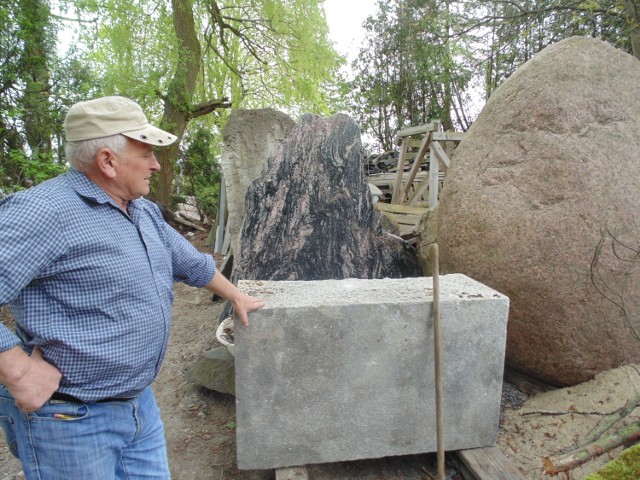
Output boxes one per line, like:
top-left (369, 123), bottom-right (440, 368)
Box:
top-left (215, 317), bottom-right (235, 357)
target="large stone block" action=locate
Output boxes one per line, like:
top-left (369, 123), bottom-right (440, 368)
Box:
top-left (235, 275), bottom-right (509, 470)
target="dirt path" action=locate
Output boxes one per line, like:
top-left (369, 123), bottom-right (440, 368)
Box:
top-left (155, 280), bottom-right (272, 480)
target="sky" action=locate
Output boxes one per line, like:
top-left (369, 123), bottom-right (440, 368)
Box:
top-left (323, 0), bottom-right (379, 65)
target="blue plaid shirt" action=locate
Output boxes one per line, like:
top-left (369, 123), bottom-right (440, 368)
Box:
top-left (0, 169), bottom-right (216, 401)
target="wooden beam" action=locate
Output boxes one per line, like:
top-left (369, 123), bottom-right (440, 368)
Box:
top-left (455, 447), bottom-right (525, 480)
top-left (368, 172), bottom-right (427, 187)
top-left (379, 211), bottom-right (424, 226)
top-left (400, 133), bottom-right (432, 204)
top-left (428, 143), bottom-right (440, 208)
top-left (407, 175), bottom-right (432, 207)
top-left (379, 213), bottom-right (418, 237)
top-left (406, 172), bottom-right (445, 207)
top-left (391, 138), bottom-right (410, 204)
top-left (432, 131), bottom-right (465, 142)
top-left (174, 215), bottom-right (206, 231)
top-left (395, 122), bottom-right (438, 144)
top-left (374, 202), bottom-right (428, 216)
top-left (431, 141), bottom-right (450, 169)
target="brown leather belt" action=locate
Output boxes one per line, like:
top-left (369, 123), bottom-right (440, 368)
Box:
top-left (50, 391), bottom-right (133, 404)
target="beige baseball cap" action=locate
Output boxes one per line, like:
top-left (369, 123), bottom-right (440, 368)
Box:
top-left (64, 96), bottom-right (177, 146)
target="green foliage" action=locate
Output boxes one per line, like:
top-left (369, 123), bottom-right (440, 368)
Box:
top-left (459, 0), bottom-right (637, 98)
top-left (0, 0), bottom-right (77, 192)
top-left (71, 0), bottom-right (177, 107)
top-left (1, 0), bottom-right (636, 202)
top-left (72, 0), bottom-right (342, 115)
top-left (194, 0), bottom-right (343, 114)
top-left (351, 0), bottom-right (476, 150)
top-left (175, 126), bottom-right (222, 222)
top-left (351, 0), bottom-right (638, 150)
top-left (67, 0), bottom-right (342, 207)
top-left (0, 149), bottom-right (67, 195)
top-left (584, 443), bottom-right (640, 480)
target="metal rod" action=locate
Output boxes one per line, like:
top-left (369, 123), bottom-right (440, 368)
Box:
top-left (431, 243), bottom-right (445, 480)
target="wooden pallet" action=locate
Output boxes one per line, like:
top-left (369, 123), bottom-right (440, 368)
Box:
top-left (275, 447), bottom-right (526, 480)
top-left (374, 201), bottom-right (428, 240)
top-left (455, 446), bottom-right (526, 480)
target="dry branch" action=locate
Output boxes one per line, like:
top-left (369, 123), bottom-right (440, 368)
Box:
top-left (581, 396), bottom-right (640, 448)
top-left (543, 422), bottom-right (640, 475)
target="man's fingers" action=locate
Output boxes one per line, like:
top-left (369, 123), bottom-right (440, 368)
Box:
top-left (237, 313), bottom-right (249, 327)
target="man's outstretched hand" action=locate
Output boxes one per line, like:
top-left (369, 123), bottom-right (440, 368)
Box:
top-left (205, 271), bottom-right (264, 326)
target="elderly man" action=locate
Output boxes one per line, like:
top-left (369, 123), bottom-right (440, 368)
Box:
top-left (0, 96), bottom-right (263, 479)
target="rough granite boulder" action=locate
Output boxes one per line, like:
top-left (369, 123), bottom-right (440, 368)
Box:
top-left (219, 109), bottom-right (295, 256)
top-left (234, 113), bottom-right (422, 282)
top-left (417, 37), bottom-right (640, 386)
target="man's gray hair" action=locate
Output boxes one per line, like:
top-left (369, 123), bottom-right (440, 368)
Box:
top-left (65, 134), bottom-right (128, 171)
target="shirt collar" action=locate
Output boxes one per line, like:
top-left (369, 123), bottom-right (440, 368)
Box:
top-left (66, 168), bottom-right (114, 205)
top-left (66, 168), bottom-right (144, 213)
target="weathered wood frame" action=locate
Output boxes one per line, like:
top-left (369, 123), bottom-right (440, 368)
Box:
top-left (391, 123), bottom-right (465, 208)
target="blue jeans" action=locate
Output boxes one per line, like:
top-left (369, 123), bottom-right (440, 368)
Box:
top-left (0, 385), bottom-right (170, 479)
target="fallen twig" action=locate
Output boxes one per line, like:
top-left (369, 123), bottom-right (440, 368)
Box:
top-left (580, 397), bottom-right (639, 449)
top-left (543, 421), bottom-right (640, 475)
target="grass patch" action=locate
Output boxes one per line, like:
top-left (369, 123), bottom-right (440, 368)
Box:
top-left (584, 443), bottom-right (640, 480)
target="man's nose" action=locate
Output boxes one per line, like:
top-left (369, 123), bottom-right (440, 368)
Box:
top-left (151, 154), bottom-right (161, 171)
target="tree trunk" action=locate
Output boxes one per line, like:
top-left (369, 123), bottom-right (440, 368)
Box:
top-left (19, 0), bottom-right (53, 161)
top-left (621, 0), bottom-right (640, 60)
top-left (152, 0), bottom-right (202, 208)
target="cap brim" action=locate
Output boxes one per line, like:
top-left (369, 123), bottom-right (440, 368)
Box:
top-left (122, 125), bottom-right (177, 146)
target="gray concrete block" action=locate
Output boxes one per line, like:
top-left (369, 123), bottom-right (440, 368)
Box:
top-left (235, 274), bottom-right (509, 470)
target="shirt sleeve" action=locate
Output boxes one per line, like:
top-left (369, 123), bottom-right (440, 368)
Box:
top-left (0, 193), bottom-right (67, 351)
top-left (165, 223), bottom-right (217, 287)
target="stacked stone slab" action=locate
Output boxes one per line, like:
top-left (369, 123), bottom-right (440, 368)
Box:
top-left (234, 275), bottom-right (509, 470)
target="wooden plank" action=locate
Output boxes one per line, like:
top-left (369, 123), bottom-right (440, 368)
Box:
top-left (395, 122), bottom-right (438, 144)
top-left (428, 144), bottom-right (440, 208)
top-left (379, 211), bottom-right (423, 226)
top-left (406, 172), bottom-right (445, 207)
top-left (391, 138), bottom-right (410, 204)
top-left (431, 140), bottom-right (450, 168)
top-left (432, 131), bottom-right (465, 142)
top-left (368, 172), bottom-right (427, 187)
top-left (275, 466), bottom-right (308, 480)
top-left (398, 224), bottom-right (418, 237)
top-left (400, 132), bottom-right (432, 204)
top-left (380, 211), bottom-right (418, 235)
top-left (374, 202), bottom-right (428, 216)
top-left (175, 215), bottom-right (206, 231)
top-left (455, 447), bottom-right (525, 480)
top-left (407, 176), bottom-right (431, 206)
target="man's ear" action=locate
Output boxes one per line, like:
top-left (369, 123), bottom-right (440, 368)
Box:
top-left (95, 148), bottom-right (118, 179)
